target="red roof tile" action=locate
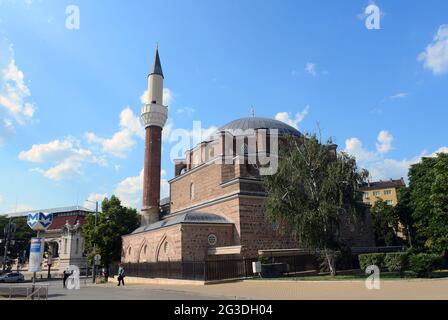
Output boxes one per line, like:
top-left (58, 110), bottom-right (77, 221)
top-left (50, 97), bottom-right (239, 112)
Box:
top-left (48, 215), bottom-right (86, 230)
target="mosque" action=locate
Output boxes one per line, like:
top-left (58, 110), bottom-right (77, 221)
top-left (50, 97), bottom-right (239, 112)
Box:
top-left (121, 48), bottom-right (375, 264)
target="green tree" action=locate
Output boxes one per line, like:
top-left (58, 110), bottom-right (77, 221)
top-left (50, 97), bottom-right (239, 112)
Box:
top-left (408, 157), bottom-right (437, 248)
top-left (395, 187), bottom-right (414, 246)
top-left (83, 196), bottom-right (139, 270)
top-left (408, 153), bottom-right (448, 254)
top-left (263, 134), bottom-right (369, 276)
top-left (428, 154), bottom-right (448, 254)
top-left (0, 216), bottom-right (34, 265)
top-left (370, 200), bottom-right (401, 246)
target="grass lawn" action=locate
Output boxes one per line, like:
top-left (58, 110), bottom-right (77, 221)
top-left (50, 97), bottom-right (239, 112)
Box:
top-left (252, 270), bottom-right (448, 281)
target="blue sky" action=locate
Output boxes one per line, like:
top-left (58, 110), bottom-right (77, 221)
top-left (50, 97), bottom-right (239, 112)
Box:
top-left (0, 0), bottom-right (447, 214)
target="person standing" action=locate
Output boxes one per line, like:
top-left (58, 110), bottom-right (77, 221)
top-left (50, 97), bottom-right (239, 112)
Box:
top-left (117, 264), bottom-right (125, 286)
top-left (62, 269), bottom-right (69, 288)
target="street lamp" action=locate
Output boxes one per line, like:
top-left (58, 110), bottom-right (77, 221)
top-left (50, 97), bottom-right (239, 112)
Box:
top-left (85, 200), bottom-right (99, 284)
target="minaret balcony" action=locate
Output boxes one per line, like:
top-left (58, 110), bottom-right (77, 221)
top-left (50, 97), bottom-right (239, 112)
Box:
top-left (141, 103), bottom-right (168, 128)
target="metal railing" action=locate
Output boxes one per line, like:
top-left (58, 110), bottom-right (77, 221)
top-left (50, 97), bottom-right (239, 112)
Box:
top-left (110, 254), bottom-right (318, 282)
top-left (0, 285), bottom-right (48, 300)
top-left (26, 286), bottom-right (48, 300)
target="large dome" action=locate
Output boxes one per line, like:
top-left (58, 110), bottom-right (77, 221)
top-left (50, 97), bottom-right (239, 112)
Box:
top-left (220, 117), bottom-right (301, 136)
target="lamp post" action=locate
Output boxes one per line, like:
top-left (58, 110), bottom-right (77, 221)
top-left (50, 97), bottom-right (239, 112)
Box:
top-left (47, 253), bottom-right (53, 279)
top-left (85, 200), bottom-right (99, 284)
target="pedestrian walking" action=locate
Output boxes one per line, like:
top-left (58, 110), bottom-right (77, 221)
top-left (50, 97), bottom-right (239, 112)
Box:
top-left (62, 269), bottom-right (69, 288)
top-left (117, 264), bottom-right (125, 286)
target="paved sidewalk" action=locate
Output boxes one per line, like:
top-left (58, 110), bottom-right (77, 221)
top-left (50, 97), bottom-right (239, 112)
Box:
top-left (100, 278), bottom-right (448, 300)
top-left (3, 278), bottom-right (447, 300)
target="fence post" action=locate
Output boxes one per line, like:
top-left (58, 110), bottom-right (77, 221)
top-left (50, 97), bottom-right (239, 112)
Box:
top-left (244, 258), bottom-right (247, 278)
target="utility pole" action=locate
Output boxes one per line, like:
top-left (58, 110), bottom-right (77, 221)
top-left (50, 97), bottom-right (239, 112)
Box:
top-left (86, 200), bottom-right (99, 284)
top-left (93, 201), bottom-right (98, 284)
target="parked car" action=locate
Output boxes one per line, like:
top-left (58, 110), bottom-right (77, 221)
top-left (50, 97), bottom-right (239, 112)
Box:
top-left (0, 272), bottom-right (25, 283)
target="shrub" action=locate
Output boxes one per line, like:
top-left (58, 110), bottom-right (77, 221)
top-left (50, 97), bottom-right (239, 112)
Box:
top-left (408, 253), bottom-right (442, 278)
top-left (358, 253), bottom-right (386, 271)
top-left (384, 252), bottom-right (409, 275)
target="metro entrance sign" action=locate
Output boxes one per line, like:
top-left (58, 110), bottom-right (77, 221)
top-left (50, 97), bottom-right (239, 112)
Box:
top-left (27, 211), bottom-right (53, 299)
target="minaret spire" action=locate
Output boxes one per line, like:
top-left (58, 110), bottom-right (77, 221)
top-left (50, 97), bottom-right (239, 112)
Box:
top-left (140, 46), bottom-right (168, 226)
top-left (149, 44), bottom-right (164, 78)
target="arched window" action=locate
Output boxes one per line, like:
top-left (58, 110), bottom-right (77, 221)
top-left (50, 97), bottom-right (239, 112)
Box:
top-left (128, 247), bottom-right (132, 257)
top-left (75, 238), bottom-right (79, 254)
top-left (64, 238), bottom-right (68, 254)
top-left (163, 242), bottom-right (169, 254)
top-left (190, 183), bottom-right (195, 200)
top-left (144, 245), bottom-right (147, 255)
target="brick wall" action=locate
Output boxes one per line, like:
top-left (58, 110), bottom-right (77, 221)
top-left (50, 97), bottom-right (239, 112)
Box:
top-left (181, 224), bottom-right (234, 261)
top-left (170, 163), bottom-right (239, 212)
top-left (122, 224), bottom-right (182, 263)
top-left (237, 196), bottom-right (297, 257)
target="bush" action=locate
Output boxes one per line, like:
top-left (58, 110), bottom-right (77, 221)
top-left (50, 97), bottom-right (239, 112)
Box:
top-left (358, 253), bottom-right (386, 271)
top-left (409, 253), bottom-right (442, 278)
top-left (384, 252), bottom-right (409, 275)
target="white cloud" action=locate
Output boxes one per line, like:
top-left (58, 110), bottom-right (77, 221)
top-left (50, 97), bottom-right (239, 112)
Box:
top-left (305, 63), bottom-right (317, 76)
top-left (18, 138), bottom-right (79, 163)
top-left (344, 137), bottom-right (378, 162)
top-left (376, 130), bottom-right (393, 154)
top-left (0, 41), bottom-right (37, 145)
top-left (86, 107), bottom-right (144, 158)
top-left (0, 59), bottom-right (35, 123)
top-left (366, 157), bottom-right (421, 182)
top-left (140, 87), bottom-right (174, 106)
top-left (390, 92), bottom-right (408, 100)
top-left (84, 193), bottom-right (108, 210)
top-left (168, 122), bottom-right (219, 161)
top-left (114, 170), bottom-right (143, 209)
top-left (275, 105), bottom-right (310, 129)
top-left (19, 137), bottom-right (105, 181)
top-left (418, 24), bottom-right (448, 75)
top-left (114, 169), bottom-right (170, 209)
top-left (432, 146), bottom-right (448, 155)
top-left (42, 154), bottom-right (89, 180)
top-left (345, 131), bottom-right (447, 181)
top-left (163, 118), bottom-right (174, 142)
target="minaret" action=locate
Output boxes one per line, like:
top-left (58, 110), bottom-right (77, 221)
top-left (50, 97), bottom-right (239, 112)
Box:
top-left (140, 45), bottom-right (168, 226)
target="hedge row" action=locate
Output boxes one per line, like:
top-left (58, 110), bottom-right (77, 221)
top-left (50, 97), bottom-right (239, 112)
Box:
top-left (358, 252), bottom-right (441, 277)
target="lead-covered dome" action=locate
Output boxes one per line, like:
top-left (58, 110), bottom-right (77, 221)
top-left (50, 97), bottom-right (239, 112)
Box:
top-left (220, 117), bottom-right (301, 137)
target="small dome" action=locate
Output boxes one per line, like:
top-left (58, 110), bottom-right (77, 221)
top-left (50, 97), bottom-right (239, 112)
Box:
top-left (220, 117), bottom-right (301, 137)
